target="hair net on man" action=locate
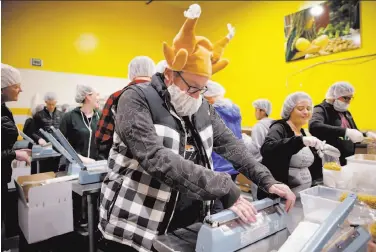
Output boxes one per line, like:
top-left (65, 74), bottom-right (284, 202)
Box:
top-left (281, 91), bottom-right (312, 119)
top-left (156, 60), bottom-right (167, 74)
top-left (1, 63), bottom-right (21, 89)
top-left (205, 80), bottom-right (226, 97)
top-left (44, 92), bottom-right (58, 101)
top-left (253, 99), bottom-right (272, 116)
top-left (128, 56), bottom-right (156, 80)
top-left (325, 81), bottom-right (355, 100)
top-left (75, 84), bottom-right (95, 103)
top-left (61, 104), bottom-right (70, 112)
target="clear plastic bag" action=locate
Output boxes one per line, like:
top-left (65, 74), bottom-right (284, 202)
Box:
top-left (363, 137), bottom-right (376, 154)
top-left (322, 154), bottom-right (344, 188)
top-left (322, 153), bottom-right (341, 171)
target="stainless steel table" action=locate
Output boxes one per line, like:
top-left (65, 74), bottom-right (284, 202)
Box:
top-left (71, 181), bottom-right (102, 252)
top-left (153, 201), bottom-right (304, 252)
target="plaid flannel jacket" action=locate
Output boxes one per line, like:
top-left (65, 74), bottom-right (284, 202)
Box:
top-left (95, 79), bottom-right (149, 160)
top-left (98, 74), bottom-right (278, 252)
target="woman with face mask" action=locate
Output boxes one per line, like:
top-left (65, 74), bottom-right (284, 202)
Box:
top-left (259, 92), bottom-right (324, 199)
top-left (309, 82), bottom-right (374, 166)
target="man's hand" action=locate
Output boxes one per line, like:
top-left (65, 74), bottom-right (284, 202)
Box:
top-left (38, 138), bottom-right (47, 146)
top-left (268, 184), bottom-right (296, 212)
top-left (229, 196), bottom-right (257, 223)
top-left (15, 149), bottom-right (32, 166)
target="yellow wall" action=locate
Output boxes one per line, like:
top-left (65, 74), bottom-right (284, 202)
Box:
top-left (2, 1), bottom-right (376, 130)
top-left (197, 1), bottom-right (376, 130)
top-left (1, 1), bottom-right (181, 78)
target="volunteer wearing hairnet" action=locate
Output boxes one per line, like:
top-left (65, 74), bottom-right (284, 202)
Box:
top-left (96, 56), bottom-right (156, 160)
top-left (23, 104), bottom-right (44, 143)
top-left (60, 84), bottom-right (102, 165)
top-left (204, 80), bottom-right (242, 214)
top-left (33, 92), bottom-right (64, 146)
top-left (204, 80), bottom-right (241, 181)
top-left (60, 103), bottom-right (71, 113)
top-left (1, 64), bottom-right (31, 223)
top-left (60, 84), bottom-right (102, 228)
top-left (260, 92), bottom-right (323, 199)
top-left (156, 60), bottom-right (167, 74)
top-left (309, 82), bottom-right (373, 166)
top-left (98, 5), bottom-right (295, 252)
top-left (251, 99), bottom-right (274, 162)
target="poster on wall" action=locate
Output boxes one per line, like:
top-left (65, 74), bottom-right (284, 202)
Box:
top-left (284, 0), bottom-right (360, 62)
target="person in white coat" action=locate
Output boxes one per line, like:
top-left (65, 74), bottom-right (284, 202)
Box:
top-left (251, 99), bottom-right (274, 162)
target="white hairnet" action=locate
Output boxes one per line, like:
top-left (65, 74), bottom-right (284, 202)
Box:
top-left (75, 84), bottom-right (95, 103)
top-left (61, 104), bottom-right (70, 112)
top-left (156, 60), bottom-right (167, 74)
top-left (281, 92), bottom-right (312, 119)
top-left (1, 63), bottom-right (21, 88)
top-left (325, 81), bottom-right (355, 100)
top-left (128, 56), bottom-right (156, 80)
top-left (32, 104), bottom-right (44, 116)
top-left (252, 99), bottom-right (272, 116)
top-left (44, 92), bottom-right (58, 101)
top-left (205, 80), bottom-right (225, 97)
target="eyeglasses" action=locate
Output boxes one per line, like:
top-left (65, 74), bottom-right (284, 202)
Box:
top-left (175, 71), bottom-right (208, 95)
top-left (341, 96), bottom-right (354, 102)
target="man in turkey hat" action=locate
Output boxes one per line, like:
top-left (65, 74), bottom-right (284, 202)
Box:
top-left (98, 4), bottom-right (296, 252)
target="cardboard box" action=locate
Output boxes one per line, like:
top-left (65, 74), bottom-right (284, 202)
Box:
top-left (236, 173), bottom-right (252, 193)
top-left (16, 172), bottom-right (74, 244)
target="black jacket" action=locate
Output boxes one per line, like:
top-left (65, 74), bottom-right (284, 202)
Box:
top-left (309, 100), bottom-right (360, 165)
top-left (60, 107), bottom-right (101, 160)
top-left (23, 117), bottom-right (39, 141)
top-left (1, 104), bottom-right (18, 184)
top-left (259, 119), bottom-right (321, 199)
top-left (33, 107), bottom-right (64, 141)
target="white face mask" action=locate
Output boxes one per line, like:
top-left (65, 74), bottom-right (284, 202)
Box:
top-left (167, 84), bottom-right (202, 117)
top-left (333, 99), bottom-right (349, 112)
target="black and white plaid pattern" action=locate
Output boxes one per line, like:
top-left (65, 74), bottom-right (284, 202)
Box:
top-left (99, 122), bottom-right (213, 252)
top-left (154, 124), bottom-right (180, 154)
top-left (199, 125), bottom-right (214, 169)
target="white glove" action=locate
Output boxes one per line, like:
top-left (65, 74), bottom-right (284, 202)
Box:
top-left (226, 23), bottom-right (235, 40)
top-left (302, 136), bottom-right (324, 150)
top-left (366, 132), bottom-right (376, 140)
top-left (184, 4), bottom-right (201, 19)
top-left (345, 129), bottom-right (364, 143)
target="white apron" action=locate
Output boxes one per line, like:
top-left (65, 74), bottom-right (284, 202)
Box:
top-left (288, 147), bottom-right (314, 197)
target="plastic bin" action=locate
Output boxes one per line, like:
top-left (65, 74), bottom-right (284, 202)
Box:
top-left (344, 154), bottom-right (376, 192)
top-left (322, 168), bottom-right (347, 189)
top-left (346, 154), bottom-right (376, 166)
top-left (299, 186), bottom-right (372, 225)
